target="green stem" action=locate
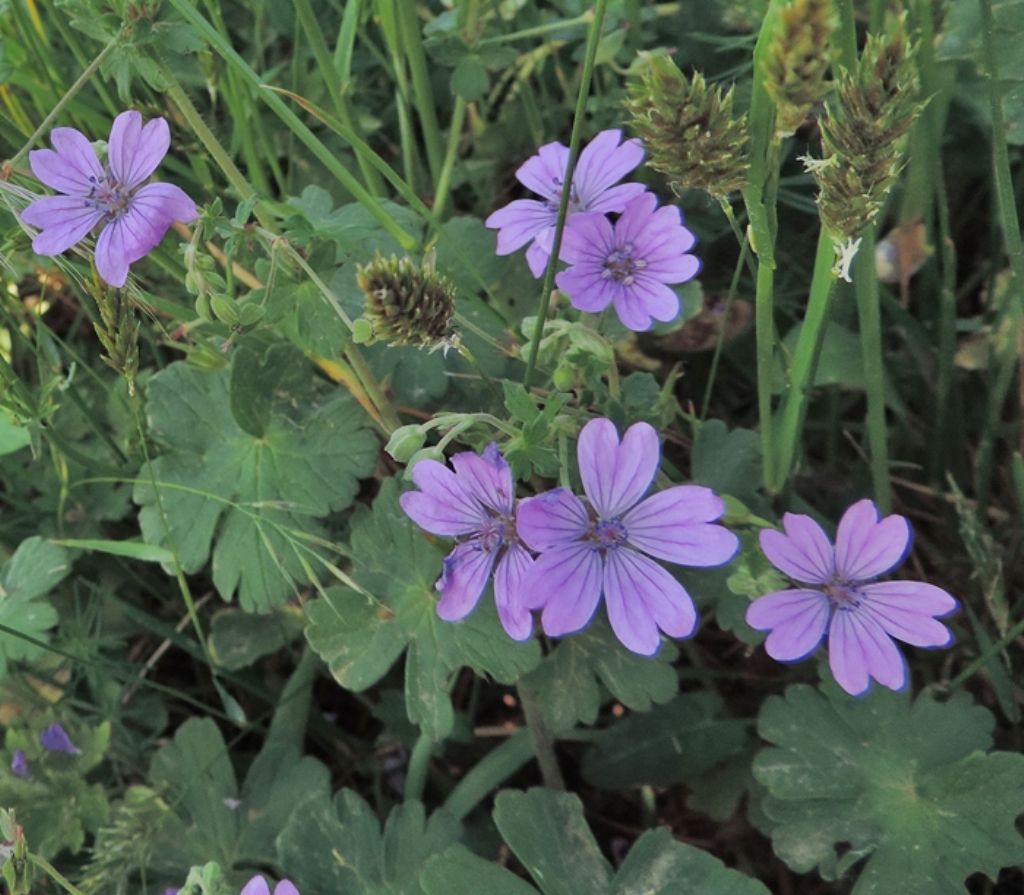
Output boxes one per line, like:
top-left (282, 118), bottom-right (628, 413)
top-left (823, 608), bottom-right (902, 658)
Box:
top-left (404, 731), bottom-right (433, 802)
top-left (432, 97), bottom-right (467, 221)
top-left (9, 35), bottom-right (119, 167)
top-left (854, 230), bottom-right (892, 511)
top-left (395, 0), bottom-right (445, 184)
top-left (443, 729), bottom-right (534, 820)
top-left (517, 682), bottom-right (564, 790)
top-left (975, 0), bottom-right (1024, 504)
top-left (293, 0), bottom-right (384, 195)
top-left (770, 230), bottom-right (837, 490)
top-left (166, 0), bottom-right (417, 250)
top-left (160, 68), bottom-right (276, 231)
top-left (477, 12), bottom-right (592, 45)
top-left (523, 0), bottom-right (609, 388)
top-left (29, 854), bottom-right (85, 895)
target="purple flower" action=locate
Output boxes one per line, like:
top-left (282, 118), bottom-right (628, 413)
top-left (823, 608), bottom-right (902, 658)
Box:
top-left (555, 192), bottom-right (700, 332)
top-left (240, 875), bottom-right (299, 895)
top-left (400, 443), bottom-right (535, 640)
top-left (21, 110), bottom-right (198, 288)
top-left (485, 129), bottom-right (646, 277)
top-left (745, 499), bottom-right (959, 696)
top-left (10, 750), bottom-right (28, 779)
top-left (516, 419), bottom-right (738, 655)
top-left (39, 722), bottom-right (80, 755)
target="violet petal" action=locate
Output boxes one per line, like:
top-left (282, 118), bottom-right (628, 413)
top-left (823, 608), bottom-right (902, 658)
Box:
top-left (834, 499), bottom-right (911, 582)
top-left (577, 418), bottom-right (659, 519)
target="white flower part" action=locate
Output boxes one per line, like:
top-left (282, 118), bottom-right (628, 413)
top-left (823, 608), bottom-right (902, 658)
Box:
top-left (832, 237), bottom-right (863, 283)
top-left (799, 153), bottom-right (838, 174)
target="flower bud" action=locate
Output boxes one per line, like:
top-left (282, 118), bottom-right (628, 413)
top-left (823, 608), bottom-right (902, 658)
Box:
top-left (385, 425), bottom-right (427, 463)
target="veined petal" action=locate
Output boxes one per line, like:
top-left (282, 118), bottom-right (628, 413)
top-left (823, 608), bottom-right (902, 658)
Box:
top-left (108, 111), bottom-right (171, 189)
top-left (834, 499), bottom-right (911, 582)
top-left (577, 418), bottom-right (660, 518)
top-left (525, 239), bottom-right (550, 278)
top-left (531, 544), bottom-right (603, 635)
top-left (641, 253), bottom-right (701, 283)
top-left (585, 181), bottom-right (648, 215)
top-left (450, 443), bottom-right (515, 515)
top-left (858, 582), bottom-right (956, 647)
top-left (573, 129), bottom-right (644, 208)
top-left (401, 460), bottom-right (484, 536)
top-left (22, 196), bottom-right (102, 255)
top-left (624, 486), bottom-right (737, 566)
top-left (559, 212), bottom-right (614, 265)
top-left (274, 883), bottom-right (300, 895)
top-left (604, 547), bottom-right (697, 655)
top-left (759, 513), bottom-right (835, 584)
top-left (516, 141), bottom-right (569, 200)
top-left (129, 182), bottom-right (198, 228)
top-left (436, 542), bottom-right (496, 621)
top-left (516, 488), bottom-right (589, 551)
top-left (828, 609), bottom-right (907, 695)
top-left (613, 278), bottom-right (680, 331)
top-left (485, 199), bottom-right (555, 255)
top-left (494, 544), bottom-right (535, 640)
top-left (746, 589), bottom-right (830, 661)
top-left (29, 137), bottom-right (102, 196)
top-left (556, 267), bottom-right (614, 313)
top-left (94, 218), bottom-right (132, 287)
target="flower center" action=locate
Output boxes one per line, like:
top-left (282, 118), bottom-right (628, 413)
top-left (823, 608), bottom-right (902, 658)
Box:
top-left (824, 581), bottom-right (862, 610)
top-left (548, 176), bottom-right (582, 213)
top-left (586, 518), bottom-right (628, 553)
top-left (601, 243), bottom-right (647, 286)
top-left (86, 174), bottom-right (132, 219)
top-left (478, 514), bottom-right (514, 553)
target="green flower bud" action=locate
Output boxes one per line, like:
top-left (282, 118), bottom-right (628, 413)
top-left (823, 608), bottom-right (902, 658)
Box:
top-left (385, 425), bottom-right (428, 463)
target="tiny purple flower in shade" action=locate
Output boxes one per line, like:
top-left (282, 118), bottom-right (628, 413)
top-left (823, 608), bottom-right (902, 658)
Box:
top-left (485, 129), bottom-right (646, 277)
top-left (39, 722), bottom-right (81, 755)
top-left (399, 443), bottom-right (535, 640)
top-left (10, 750), bottom-right (29, 779)
top-left (516, 419), bottom-right (739, 655)
top-left (555, 192), bottom-right (700, 332)
top-left (20, 110), bottom-right (198, 288)
top-left (745, 499), bottom-right (959, 696)
top-left (240, 876), bottom-right (300, 895)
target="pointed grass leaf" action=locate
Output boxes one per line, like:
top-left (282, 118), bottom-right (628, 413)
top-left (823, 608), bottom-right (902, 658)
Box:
top-left (0, 537), bottom-right (70, 678)
top-left (753, 684), bottom-right (1024, 893)
top-left (581, 693), bottom-right (750, 789)
top-left (304, 479), bottom-right (540, 739)
top-left (134, 347), bottom-right (377, 611)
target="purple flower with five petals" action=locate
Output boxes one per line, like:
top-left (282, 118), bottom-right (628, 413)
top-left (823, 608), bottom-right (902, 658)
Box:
top-left (39, 722), bottom-right (80, 755)
top-left (400, 443), bottom-right (534, 640)
top-left (745, 499), bottom-right (959, 696)
top-left (21, 110), bottom-right (198, 288)
top-left (555, 192), bottom-right (700, 332)
top-left (10, 749), bottom-right (28, 779)
top-left (485, 129), bottom-right (646, 277)
top-left (516, 419), bottom-right (739, 655)
top-left (240, 876), bottom-right (299, 895)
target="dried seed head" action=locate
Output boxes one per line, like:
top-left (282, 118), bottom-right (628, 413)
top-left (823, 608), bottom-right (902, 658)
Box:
top-left (762, 0), bottom-right (837, 137)
top-left (810, 18), bottom-right (924, 248)
top-left (625, 55), bottom-right (750, 198)
top-left (356, 254), bottom-right (457, 350)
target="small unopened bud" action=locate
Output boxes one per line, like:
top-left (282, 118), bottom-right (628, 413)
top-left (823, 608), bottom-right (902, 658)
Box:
top-left (404, 446), bottom-right (445, 478)
top-left (625, 56), bottom-right (749, 198)
top-left (386, 425), bottom-right (427, 463)
top-left (762, 0), bottom-right (837, 137)
top-left (356, 254), bottom-right (457, 350)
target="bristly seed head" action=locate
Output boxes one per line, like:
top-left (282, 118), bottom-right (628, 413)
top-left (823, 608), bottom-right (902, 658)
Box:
top-left (355, 254), bottom-right (457, 350)
top-left (624, 54), bottom-right (750, 198)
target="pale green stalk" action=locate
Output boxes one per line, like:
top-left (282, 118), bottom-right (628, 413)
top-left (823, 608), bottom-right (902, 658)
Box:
top-left (523, 0), bottom-right (609, 388)
top-left (432, 97), bottom-right (467, 221)
top-left (395, 0), bottom-right (445, 184)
